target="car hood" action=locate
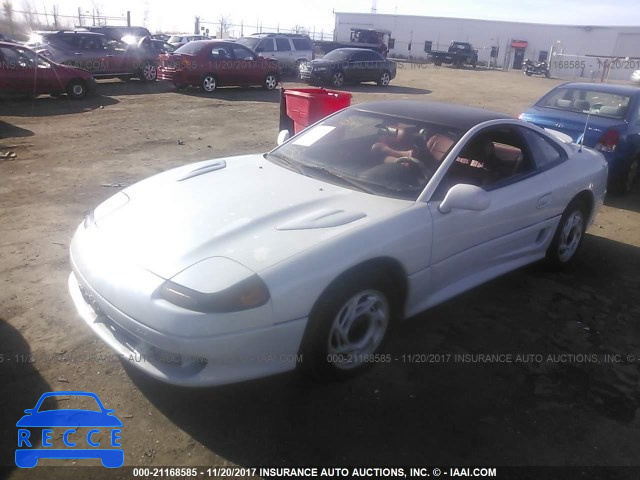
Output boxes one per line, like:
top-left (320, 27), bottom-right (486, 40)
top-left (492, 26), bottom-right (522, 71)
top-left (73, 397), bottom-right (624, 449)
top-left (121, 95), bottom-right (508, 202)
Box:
top-left (91, 154), bottom-right (411, 279)
top-left (521, 106), bottom-right (627, 146)
top-left (308, 58), bottom-right (339, 68)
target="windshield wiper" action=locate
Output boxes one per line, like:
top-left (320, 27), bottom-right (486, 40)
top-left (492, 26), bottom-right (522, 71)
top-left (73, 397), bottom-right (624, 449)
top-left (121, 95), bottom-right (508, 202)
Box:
top-left (265, 152), bottom-right (304, 173)
top-left (298, 163), bottom-right (376, 194)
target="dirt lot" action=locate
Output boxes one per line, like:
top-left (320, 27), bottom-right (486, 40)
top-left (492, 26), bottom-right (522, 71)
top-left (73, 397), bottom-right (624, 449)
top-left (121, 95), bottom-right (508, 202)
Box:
top-left (1, 64), bottom-right (640, 478)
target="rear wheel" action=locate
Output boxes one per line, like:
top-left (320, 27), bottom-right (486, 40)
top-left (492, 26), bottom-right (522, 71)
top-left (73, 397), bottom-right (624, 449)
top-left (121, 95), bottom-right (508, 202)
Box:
top-left (66, 79), bottom-right (87, 100)
top-left (612, 158), bottom-right (639, 195)
top-left (201, 74), bottom-right (217, 93)
top-left (263, 72), bottom-right (278, 90)
top-left (546, 199), bottom-right (587, 268)
top-left (139, 62), bottom-right (157, 82)
top-left (377, 71), bottom-right (391, 87)
top-left (331, 70), bottom-right (345, 87)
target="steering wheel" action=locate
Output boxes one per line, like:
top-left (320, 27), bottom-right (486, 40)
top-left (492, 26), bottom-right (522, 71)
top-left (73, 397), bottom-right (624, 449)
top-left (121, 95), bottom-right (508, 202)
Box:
top-left (395, 156), bottom-right (434, 179)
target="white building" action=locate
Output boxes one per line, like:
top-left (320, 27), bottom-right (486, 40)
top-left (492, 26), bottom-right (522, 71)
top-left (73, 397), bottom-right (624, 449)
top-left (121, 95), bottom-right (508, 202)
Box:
top-left (335, 12), bottom-right (640, 81)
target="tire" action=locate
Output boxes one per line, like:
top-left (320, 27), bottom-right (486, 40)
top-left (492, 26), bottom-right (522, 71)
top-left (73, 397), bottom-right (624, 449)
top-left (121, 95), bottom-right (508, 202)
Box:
top-left (545, 70), bottom-right (551, 78)
top-left (611, 158), bottom-right (639, 196)
top-left (434, 59), bottom-right (442, 66)
top-left (525, 70), bottom-right (533, 76)
top-left (377, 70), bottom-right (391, 87)
top-left (331, 70), bottom-right (345, 88)
top-left (66, 79), bottom-right (87, 100)
top-left (263, 72), bottom-right (278, 90)
top-left (139, 62), bottom-right (157, 82)
top-left (201, 74), bottom-right (217, 93)
top-left (299, 269), bottom-right (397, 380)
top-left (546, 199), bottom-right (587, 268)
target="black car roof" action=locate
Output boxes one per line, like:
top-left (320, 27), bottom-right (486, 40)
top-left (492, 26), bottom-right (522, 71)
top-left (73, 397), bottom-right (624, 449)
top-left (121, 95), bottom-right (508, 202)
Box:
top-left (354, 100), bottom-right (511, 130)
top-left (557, 82), bottom-right (640, 96)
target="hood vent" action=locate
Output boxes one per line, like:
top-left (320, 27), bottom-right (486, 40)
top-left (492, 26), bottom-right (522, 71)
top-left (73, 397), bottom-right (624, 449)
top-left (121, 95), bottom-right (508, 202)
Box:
top-left (178, 160), bottom-right (227, 181)
top-left (277, 208), bottom-right (366, 230)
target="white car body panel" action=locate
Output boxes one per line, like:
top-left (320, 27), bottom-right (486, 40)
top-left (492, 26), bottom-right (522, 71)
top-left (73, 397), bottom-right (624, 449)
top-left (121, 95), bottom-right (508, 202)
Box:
top-left (68, 109), bottom-right (608, 387)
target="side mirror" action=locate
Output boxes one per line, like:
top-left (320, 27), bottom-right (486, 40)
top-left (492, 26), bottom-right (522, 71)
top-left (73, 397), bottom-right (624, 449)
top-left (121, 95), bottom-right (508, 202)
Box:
top-left (439, 184), bottom-right (490, 214)
top-left (277, 130), bottom-right (290, 146)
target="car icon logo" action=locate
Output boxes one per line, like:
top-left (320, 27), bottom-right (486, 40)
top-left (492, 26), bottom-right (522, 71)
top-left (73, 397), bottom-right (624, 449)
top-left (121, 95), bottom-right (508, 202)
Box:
top-left (15, 391), bottom-right (123, 468)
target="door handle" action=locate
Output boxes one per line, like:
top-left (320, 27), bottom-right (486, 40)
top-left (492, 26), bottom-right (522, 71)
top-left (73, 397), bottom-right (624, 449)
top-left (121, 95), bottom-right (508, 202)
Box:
top-left (537, 193), bottom-right (552, 209)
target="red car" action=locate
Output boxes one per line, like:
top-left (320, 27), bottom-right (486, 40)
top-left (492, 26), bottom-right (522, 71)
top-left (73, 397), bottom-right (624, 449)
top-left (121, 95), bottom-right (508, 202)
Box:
top-left (157, 40), bottom-right (280, 92)
top-left (0, 42), bottom-right (95, 99)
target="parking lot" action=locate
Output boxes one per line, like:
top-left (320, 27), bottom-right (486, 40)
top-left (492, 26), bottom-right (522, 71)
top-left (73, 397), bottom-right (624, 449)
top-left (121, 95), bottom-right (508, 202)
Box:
top-left (2, 64), bottom-right (640, 475)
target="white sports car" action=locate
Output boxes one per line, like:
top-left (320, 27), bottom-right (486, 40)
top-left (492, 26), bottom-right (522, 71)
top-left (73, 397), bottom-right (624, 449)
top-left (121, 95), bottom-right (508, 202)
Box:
top-left (69, 100), bottom-right (607, 387)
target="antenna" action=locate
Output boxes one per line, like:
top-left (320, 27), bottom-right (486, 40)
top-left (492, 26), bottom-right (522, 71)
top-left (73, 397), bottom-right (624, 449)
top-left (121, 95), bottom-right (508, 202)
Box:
top-left (579, 95), bottom-right (598, 151)
top-left (579, 108), bottom-right (592, 152)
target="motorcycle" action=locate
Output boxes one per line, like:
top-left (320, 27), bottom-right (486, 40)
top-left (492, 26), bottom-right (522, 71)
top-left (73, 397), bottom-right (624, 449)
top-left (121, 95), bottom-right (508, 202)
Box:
top-left (523, 59), bottom-right (550, 78)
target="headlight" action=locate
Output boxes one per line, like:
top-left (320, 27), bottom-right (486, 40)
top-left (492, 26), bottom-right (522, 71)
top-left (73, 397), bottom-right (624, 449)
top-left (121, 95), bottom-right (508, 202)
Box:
top-left (156, 257), bottom-right (270, 313)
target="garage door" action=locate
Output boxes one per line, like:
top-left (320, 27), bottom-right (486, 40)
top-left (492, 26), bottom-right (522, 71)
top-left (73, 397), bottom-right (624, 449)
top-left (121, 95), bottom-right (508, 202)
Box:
top-left (613, 33), bottom-right (640, 57)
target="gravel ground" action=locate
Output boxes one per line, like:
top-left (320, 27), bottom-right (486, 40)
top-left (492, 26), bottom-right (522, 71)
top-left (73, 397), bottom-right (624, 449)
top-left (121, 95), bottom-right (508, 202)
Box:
top-left (1, 64), bottom-right (640, 478)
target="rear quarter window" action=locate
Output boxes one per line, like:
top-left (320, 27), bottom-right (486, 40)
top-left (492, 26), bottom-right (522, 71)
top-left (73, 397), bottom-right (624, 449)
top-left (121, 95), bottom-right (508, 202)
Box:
top-left (292, 38), bottom-right (312, 51)
top-left (520, 128), bottom-right (565, 168)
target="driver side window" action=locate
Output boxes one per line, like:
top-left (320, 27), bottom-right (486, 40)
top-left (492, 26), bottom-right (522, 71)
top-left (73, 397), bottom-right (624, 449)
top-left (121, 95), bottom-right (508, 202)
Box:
top-left (435, 127), bottom-right (534, 198)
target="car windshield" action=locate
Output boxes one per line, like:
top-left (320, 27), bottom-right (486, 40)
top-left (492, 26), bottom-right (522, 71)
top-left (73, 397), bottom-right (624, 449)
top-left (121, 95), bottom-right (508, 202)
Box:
top-left (38, 394), bottom-right (102, 412)
top-left (237, 37), bottom-right (260, 49)
top-left (537, 88), bottom-right (631, 119)
top-left (322, 49), bottom-right (352, 61)
top-left (267, 109), bottom-right (462, 200)
top-left (174, 41), bottom-right (204, 54)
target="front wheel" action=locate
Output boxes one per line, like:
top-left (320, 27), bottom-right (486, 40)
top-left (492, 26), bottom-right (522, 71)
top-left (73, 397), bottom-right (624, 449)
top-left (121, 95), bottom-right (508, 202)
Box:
top-left (66, 79), bottom-right (87, 100)
top-left (263, 72), bottom-right (278, 90)
top-left (546, 199), bottom-right (587, 268)
top-left (525, 70), bottom-right (533, 76)
top-left (201, 74), bottom-right (217, 93)
top-left (331, 71), bottom-right (345, 87)
top-left (299, 270), bottom-right (396, 380)
top-left (377, 71), bottom-right (391, 87)
top-left (544, 70), bottom-right (551, 78)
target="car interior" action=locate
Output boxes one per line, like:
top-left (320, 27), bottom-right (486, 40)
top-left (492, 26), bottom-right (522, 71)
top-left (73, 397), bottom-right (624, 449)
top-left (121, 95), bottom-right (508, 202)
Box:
top-left (433, 126), bottom-right (534, 199)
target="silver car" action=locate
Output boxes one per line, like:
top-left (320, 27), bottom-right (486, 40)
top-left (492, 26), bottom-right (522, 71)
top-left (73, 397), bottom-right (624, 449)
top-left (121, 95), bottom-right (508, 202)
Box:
top-left (167, 34), bottom-right (208, 49)
top-left (236, 33), bottom-right (313, 72)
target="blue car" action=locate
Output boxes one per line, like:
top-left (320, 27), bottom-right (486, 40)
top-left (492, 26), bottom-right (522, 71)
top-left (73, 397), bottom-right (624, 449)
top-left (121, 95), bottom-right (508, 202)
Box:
top-left (520, 82), bottom-right (640, 194)
top-left (15, 391), bottom-right (123, 468)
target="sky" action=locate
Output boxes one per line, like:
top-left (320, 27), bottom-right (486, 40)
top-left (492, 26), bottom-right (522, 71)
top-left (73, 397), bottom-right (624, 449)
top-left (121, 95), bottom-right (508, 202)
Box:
top-left (22, 0), bottom-right (640, 36)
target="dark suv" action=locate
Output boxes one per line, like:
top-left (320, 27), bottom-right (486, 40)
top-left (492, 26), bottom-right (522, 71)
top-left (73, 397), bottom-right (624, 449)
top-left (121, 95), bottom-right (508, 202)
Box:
top-left (83, 25), bottom-right (152, 42)
top-left (29, 31), bottom-right (159, 81)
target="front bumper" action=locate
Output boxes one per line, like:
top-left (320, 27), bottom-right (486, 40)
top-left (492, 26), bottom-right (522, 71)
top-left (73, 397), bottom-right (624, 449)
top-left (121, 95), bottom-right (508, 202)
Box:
top-left (299, 69), bottom-right (330, 84)
top-left (68, 270), bottom-right (307, 387)
top-left (157, 69), bottom-right (185, 84)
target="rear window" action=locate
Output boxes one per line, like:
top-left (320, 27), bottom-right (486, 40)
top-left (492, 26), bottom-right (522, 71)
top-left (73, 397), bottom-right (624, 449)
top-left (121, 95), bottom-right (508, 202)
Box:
top-left (537, 88), bottom-right (631, 119)
top-left (292, 38), bottom-right (312, 51)
top-left (174, 42), bottom-right (205, 54)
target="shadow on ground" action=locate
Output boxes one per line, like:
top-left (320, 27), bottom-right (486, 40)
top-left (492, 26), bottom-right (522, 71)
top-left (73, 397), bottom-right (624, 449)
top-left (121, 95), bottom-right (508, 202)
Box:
top-left (130, 233), bottom-right (640, 467)
top-left (0, 318), bottom-right (55, 469)
top-left (0, 95), bottom-right (119, 117)
top-left (604, 187), bottom-right (640, 214)
top-left (0, 121), bottom-right (34, 140)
